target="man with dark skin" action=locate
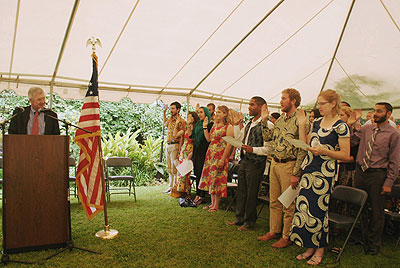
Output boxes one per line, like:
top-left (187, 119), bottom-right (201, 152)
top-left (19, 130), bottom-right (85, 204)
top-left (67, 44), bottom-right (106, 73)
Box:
top-left (226, 97), bottom-right (268, 230)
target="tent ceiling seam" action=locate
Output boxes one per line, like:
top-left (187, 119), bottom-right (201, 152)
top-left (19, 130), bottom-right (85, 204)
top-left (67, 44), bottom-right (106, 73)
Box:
top-left (334, 57), bottom-right (376, 101)
top-left (220, 0), bottom-right (335, 96)
top-left (314, 0), bottom-right (356, 109)
top-left (290, 58), bottom-right (331, 88)
top-left (157, 0), bottom-right (245, 97)
top-left (99, 0), bottom-right (141, 76)
top-left (379, 0), bottom-right (400, 33)
top-left (188, 0), bottom-right (285, 96)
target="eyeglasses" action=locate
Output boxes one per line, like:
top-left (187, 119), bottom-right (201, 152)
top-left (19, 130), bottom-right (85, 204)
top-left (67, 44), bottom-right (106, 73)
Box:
top-left (317, 101), bottom-right (330, 106)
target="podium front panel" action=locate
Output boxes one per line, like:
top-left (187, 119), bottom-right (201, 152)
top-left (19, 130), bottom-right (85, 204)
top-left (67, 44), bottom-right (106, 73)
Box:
top-left (3, 135), bottom-right (69, 252)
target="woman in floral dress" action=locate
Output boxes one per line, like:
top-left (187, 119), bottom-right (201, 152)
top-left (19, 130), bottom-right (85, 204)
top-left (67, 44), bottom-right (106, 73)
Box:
top-left (199, 105), bottom-right (234, 212)
top-left (176, 112), bottom-right (199, 197)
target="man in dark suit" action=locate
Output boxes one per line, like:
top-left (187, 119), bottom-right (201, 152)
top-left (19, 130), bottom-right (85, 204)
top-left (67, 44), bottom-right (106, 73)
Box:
top-left (8, 86), bottom-right (60, 135)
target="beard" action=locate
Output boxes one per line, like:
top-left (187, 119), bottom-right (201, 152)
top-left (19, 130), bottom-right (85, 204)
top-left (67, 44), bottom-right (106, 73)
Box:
top-left (281, 103), bottom-right (292, 113)
top-left (374, 114), bottom-right (387, 124)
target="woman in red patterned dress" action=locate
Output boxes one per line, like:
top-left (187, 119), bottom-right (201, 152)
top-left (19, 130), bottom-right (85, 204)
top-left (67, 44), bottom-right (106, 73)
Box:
top-left (199, 105), bottom-right (234, 212)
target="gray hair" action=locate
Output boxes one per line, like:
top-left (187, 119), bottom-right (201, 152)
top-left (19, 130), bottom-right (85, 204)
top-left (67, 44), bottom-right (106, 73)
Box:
top-left (28, 87), bottom-right (45, 99)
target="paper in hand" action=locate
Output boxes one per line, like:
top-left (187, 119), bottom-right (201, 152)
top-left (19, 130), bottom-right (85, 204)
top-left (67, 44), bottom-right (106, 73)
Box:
top-left (223, 136), bottom-right (243, 148)
top-left (176, 160), bottom-right (194, 176)
top-left (278, 186), bottom-right (300, 208)
top-left (287, 138), bottom-right (310, 150)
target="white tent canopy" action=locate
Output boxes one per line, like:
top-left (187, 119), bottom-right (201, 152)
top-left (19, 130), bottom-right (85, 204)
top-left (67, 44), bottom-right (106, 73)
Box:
top-left (1, 0), bottom-right (399, 112)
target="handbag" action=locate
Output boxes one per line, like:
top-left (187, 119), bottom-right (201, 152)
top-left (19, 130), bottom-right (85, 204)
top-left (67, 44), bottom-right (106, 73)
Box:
top-left (179, 197), bottom-right (197, 208)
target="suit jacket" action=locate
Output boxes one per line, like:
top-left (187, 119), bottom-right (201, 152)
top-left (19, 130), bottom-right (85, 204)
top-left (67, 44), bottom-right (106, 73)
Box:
top-left (8, 105), bottom-right (60, 135)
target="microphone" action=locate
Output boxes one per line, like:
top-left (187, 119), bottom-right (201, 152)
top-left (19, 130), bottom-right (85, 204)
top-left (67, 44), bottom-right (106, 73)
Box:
top-left (16, 107), bottom-right (25, 113)
top-left (38, 108), bottom-right (52, 113)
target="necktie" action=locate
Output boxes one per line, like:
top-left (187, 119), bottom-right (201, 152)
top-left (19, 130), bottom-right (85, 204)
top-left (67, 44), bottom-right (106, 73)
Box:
top-left (32, 111), bottom-right (39, 135)
top-left (361, 127), bottom-right (379, 172)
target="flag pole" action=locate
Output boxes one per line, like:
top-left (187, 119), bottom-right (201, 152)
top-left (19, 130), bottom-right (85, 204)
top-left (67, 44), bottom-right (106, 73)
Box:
top-left (95, 139), bottom-right (118, 239)
top-left (85, 38), bottom-right (118, 239)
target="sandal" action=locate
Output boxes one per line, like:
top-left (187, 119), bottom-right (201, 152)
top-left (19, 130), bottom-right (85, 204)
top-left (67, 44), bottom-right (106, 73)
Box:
top-left (296, 252), bottom-right (313, 260)
top-left (202, 205), bottom-right (211, 210)
top-left (208, 208), bottom-right (219, 212)
top-left (307, 255), bottom-right (323, 266)
top-left (195, 197), bottom-right (204, 205)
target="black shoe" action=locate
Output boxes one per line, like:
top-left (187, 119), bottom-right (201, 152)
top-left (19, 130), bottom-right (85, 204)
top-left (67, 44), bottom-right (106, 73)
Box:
top-left (367, 247), bottom-right (379, 255)
top-left (226, 221), bottom-right (243, 226)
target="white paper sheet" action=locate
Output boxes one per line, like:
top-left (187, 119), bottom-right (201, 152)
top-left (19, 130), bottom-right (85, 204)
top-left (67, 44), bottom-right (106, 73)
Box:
top-left (176, 160), bottom-right (194, 176)
top-left (223, 136), bottom-right (243, 148)
top-left (287, 138), bottom-right (310, 150)
top-left (278, 186), bottom-right (300, 208)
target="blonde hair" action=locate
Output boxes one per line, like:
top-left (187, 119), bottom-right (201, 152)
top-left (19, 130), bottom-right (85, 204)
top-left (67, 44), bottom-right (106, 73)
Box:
top-left (282, 88), bottom-right (301, 107)
top-left (28, 86), bottom-right (45, 99)
top-left (340, 106), bottom-right (353, 118)
top-left (217, 105), bottom-right (231, 124)
top-left (319, 89), bottom-right (341, 114)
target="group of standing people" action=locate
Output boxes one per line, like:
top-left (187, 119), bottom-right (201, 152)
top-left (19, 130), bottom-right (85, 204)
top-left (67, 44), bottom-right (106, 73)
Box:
top-left (163, 87), bottom-right (400, 265)
top-left (163, 102), bottom-right (234, 212)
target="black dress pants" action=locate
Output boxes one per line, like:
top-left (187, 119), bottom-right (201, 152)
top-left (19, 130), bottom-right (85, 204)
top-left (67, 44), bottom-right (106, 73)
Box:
top-left (353, 165), bottom-right (386, 250)
top-left (235, 158), bottom-right (265, 227)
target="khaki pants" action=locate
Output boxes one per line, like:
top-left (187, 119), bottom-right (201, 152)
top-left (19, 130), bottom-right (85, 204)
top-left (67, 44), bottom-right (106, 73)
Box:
top-left (269, 160), bottom-right (296, 239)
top-left (166, 143), bottom-right (179, 188)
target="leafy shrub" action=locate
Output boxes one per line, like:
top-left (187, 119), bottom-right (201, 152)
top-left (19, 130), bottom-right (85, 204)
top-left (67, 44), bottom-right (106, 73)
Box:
top-left (102, 129), bottom-right (166, 186)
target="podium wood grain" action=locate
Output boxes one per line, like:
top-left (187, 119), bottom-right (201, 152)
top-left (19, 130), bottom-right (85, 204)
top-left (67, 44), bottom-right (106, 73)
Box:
top-left (3, 135), bottom-right (69, 251)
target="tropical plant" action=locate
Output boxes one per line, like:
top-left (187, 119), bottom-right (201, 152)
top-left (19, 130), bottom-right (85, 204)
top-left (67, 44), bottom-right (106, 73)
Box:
top-left (102, 128), bottom-right (166, 186)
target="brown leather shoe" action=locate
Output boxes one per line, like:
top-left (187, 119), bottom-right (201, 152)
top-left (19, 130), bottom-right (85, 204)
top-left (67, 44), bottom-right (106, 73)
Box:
top-left (257, 232), bottom-right (279, 241)
top-left (271, 238), bottom-right (293, 248)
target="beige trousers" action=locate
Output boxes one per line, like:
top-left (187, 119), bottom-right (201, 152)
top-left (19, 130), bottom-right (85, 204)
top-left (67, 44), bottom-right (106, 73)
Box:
top-left (269, 160), bottom-right (296, 239)
top-left (165, 144), bottom-right (179, 188)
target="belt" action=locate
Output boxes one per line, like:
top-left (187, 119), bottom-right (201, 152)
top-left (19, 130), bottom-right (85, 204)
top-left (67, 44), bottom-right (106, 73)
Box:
top-left (357, 164), bottom-right (386, 172)
top-left (273, 157), bottom-right (296, 163)
top-left (167, 141), bottom-right (179, 145)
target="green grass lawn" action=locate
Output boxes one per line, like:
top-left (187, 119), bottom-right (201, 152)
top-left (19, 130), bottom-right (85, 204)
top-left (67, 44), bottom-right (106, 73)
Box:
top-left (1, 185), bottom-right (400, 268)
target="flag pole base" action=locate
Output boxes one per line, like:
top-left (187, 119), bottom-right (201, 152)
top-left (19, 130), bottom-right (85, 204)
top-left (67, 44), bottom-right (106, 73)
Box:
top-left (95, 225), bottom-right (119, 239)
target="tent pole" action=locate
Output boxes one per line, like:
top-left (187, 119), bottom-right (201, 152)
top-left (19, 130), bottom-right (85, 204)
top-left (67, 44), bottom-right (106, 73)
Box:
top-left (8, 0), bottom-right (21, 90)
top-left (49, 0), bottom-right (80, 108)
top-left (189, 0), bottom-right (284, 96)
top-left (314, 0), bottom-right (356, 108)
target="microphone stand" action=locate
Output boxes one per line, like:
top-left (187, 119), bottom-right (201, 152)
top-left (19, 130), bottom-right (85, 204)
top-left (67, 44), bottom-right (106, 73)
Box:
top-left (41, 112), bottom-right (102, 261)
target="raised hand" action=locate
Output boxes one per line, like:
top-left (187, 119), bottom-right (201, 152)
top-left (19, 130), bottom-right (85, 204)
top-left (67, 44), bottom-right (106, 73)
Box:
top-left (232, 112), bottom-right (243, 125)
top-left (203, 117), bottom-right (209, 128)
top-left (163, 104), bottom-right (169, 113)
top-left (196, 103), bottom-right (200, 112)
top-left (261, 104), bottom-right (269, 122)
top-left (347, 109), bottom-right (362, 126)
top-left (297, 109), bottom-right (307, 126)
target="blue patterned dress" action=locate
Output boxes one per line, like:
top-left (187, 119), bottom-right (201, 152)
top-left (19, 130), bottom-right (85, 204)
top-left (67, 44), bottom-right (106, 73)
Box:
top-left (290, 118), bottom-right (349, 248)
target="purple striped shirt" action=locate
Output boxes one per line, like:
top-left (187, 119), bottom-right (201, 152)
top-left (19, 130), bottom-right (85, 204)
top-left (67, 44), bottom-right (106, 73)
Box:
top-left (352, 122), bottom-right (400, 187)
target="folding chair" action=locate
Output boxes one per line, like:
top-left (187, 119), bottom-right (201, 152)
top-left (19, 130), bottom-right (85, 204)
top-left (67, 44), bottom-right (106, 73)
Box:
top-left (68, 156), bottom-right (78, 198)
top-left (257, 174), bottom-right (270, 219)
top-left (384, 184), bottom-right (400, 249)
top-left (105, 157), bottom-right (136, 202)
top-left (225, 162), bottom-right (239, 212)
top-left (329, 185), bottom-right (368, 262)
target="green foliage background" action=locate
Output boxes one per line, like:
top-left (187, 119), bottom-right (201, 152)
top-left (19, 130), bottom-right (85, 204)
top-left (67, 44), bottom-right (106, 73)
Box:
top-left (0, 90), bottom-right (166, 185)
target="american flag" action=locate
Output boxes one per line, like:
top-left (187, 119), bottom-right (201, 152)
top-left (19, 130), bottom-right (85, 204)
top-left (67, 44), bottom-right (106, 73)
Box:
top-left (74, 53), bottom-right (104, 220)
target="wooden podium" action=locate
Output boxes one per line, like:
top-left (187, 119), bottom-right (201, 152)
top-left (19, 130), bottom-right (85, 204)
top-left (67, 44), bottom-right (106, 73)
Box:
top-left (2, 135), bottom-right (70, 253)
